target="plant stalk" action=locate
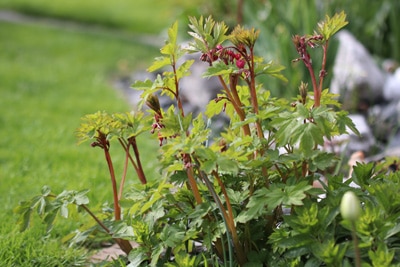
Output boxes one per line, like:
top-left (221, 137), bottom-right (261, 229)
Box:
top-left (351, 221), bottom-right (361, 267)
top-left (217, 74), bottom-right (251, 136)
top-left (186, 166), bottom-right (203, 205)
top-left (130, 137), bottom-right (147, 184)
top-left (200, 171), bottom-right (246, 265)
top-left (101, 138), bottom-right (121, 221)
top-left (119, 139), bottom-right (130, 200)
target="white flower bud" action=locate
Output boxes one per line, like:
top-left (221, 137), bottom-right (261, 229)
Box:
top-left (340, 191), bottom-right (361, 221)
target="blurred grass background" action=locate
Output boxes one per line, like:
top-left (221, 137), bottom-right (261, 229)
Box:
top-left (0, 0), bottom-right (398, 265)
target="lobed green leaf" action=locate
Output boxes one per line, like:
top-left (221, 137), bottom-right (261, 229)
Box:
top-left (317, 11), bottom-right (348, 41)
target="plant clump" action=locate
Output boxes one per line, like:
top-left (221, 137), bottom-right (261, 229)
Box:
top-left (16, 12), bottom-right (400, 266)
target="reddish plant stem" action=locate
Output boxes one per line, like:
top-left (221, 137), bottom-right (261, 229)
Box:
top-left (118, 139), bottom-right (142, 181)
top-left (80, 203), bottom-right (111, 234)
top-left (101, 139), bottom-right (133, 253)
top-left (204, 46), bottom-right (250, 136)
top-left (130, 137), bottom-right (147, 184)
top-left (186, 166), bottom-right (203, 205)
top-left (99, 136), bottom-right (121, 221)
top-left (48, 194), bottom-right (132, 254)
top-left (212, 170), bottom-right (234, 221)
top-left (218, 75), bottom-right (251, 136)
top-left (318, 41), bottom-right (329, 99)
top-left (246, 47), bottom-right (269, 185)
top-left (83, 202), bottom-right (132, 254)
top-left (48, 193), bottom-right (111, 234)
top-left (119, 139), bottom-right (130, 200)
top-left (306, 61), bottom-right (320, 107)
top-left (248, 47), bottom-right (263, 136)
top-left (200, 170), bottom-right (246, 265)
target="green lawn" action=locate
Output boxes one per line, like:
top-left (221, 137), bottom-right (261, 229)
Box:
top-left (0, 0), bottom-right (203, 33)
top-left (0, 3), bottom-right (185, 264)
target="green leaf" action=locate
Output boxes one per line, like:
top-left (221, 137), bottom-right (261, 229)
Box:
top-left (351, 162), bottom-right (374, 187)
top-left (44, 211), bottom-right (57, 233)
top-left (188, 16), bottom-right (228, 52)
top-left (216, 155), bottom-right (239, 175)
top-left (284, 247), bottom-right (310, 258)
top-left (384, 223), bottom-right (400, 239)
top-left (299, 123), bottom-right (324, 156)
top-left (113, 111), bottom-right (151, 139)
top-left (203, 60), bottom-right (234, 78)
top-left (73, 189), bottom-right (89, 205)
top-left (160, 225), bottom-right (186, 247)
top-left (41, 185), bottom-right (51, 196)
top-left (140, 192), bottom-right (162, 214)
top-left (171, 252), bottom-right (198, 267)
top-left (237, 187), bottom-right (271, 223)
top-left (37, 197), bottom-right (46, 215)
top-left (267, 182), bottom-right (313, 208)
top-left (317, 11), bottom-right (348, 40)
top-left (128, 247), bottom-right (150, 267)
top-left (296, 103), bottom-right (310, 119)
top-left (273, 113), bottom-right (302, 146)
top-left (336, 110), bottom-right (360, 136)
top-left (160, 21), bottom-right (179, 56)
top-left (205, 94), bottom-right (234, 118)
top-left (60, 203), bottom-right (69, 218)
top-left (147, 56), bottom-right (171, 72)
top-left (255, 60), bottom-right (288, 83)
top-left (150, 244), bottom-right (165, 266)
top-left (368, 243), bottom-right (394, 267)
top-left (276, 233), bottom-right (314, 249)
top-left (17, 205), bottom-right (32, 232)
top-left (131, 79), bottom-right (154, 91)
top-left (308, 152), bottom-right (336, 172)
top-left (176, 59), bottom-right (194, 80)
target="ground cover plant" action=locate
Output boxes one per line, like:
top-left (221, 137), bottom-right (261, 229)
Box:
top-left (17, 11), bottom-right (400, 266)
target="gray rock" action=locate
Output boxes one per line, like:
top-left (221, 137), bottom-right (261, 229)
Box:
top-left (368, 101), bottom-right (400, 143)
top-left (330, 30), bottom-right (386, 112)
top-left (176, 53), bottom-right (221, 115)
top-left (383, 68), bottom-right (400, 101)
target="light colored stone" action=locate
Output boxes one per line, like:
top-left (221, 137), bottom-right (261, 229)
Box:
top-left (330, 30), bottom-right (386, 110)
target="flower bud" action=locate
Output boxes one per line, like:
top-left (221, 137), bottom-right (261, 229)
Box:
top-left (299, 81), bottom-right (308, 103)
top-left (236, 59), bottom-right (246, 69)
top-left (146, 94), bottom-right (161, 115)
top-left (340, 191), bottom-right (361, 221)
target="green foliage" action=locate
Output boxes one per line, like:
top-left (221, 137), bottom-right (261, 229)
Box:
top-left (15, 186), bottom-right (90, 233)
top-left (188, 16), bottom-right (229, 52)
top-left (317, 11), bottom-right (349, 41)
top-left (16, 11), bottom-right (400, 266)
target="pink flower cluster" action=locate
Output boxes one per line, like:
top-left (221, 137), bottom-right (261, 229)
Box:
top-left (200, 44), bottom-right (247, 69)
